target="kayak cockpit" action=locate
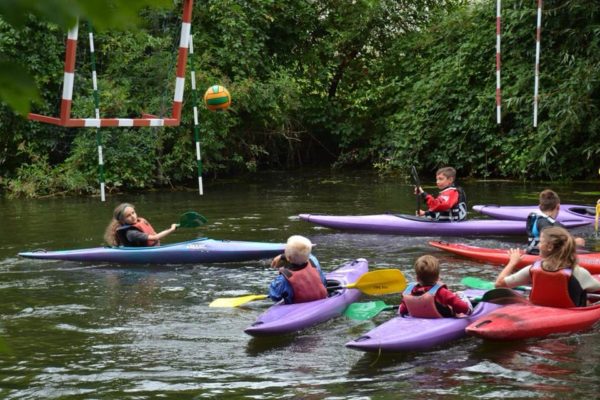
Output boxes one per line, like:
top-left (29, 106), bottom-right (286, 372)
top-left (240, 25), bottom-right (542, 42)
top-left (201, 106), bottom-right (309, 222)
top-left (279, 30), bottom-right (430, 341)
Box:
top-left (326, 279), bottom-right (344, 298)
top-left (567, 206), bottom-right (596, 217)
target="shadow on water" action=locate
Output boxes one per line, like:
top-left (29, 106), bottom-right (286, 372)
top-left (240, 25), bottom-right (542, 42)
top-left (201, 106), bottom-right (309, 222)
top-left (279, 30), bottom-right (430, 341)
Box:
top-left (245, 334), bottom-right (303, 355)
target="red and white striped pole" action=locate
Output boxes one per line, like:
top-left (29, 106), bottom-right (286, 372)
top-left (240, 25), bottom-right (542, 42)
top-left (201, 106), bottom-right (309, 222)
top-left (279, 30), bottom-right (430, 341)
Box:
top-left (60, 21), bottom-right (79, 124)
top-left (495, 0), bottom-right (501, 125)
top-left (172, 0), bottom-right (193, 122)
top-left (533, 0), bottom-right (542, 127)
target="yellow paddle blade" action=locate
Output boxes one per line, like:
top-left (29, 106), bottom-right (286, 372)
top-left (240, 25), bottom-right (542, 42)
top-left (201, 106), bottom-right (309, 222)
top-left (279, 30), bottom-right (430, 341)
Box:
top-left (209, 294), bottom-right (268, 308)
top-left (345, 269), bottom-right (407, 296)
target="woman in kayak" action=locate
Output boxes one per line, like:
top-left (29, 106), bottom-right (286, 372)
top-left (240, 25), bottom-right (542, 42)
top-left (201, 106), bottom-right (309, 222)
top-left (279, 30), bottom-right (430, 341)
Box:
top-left (414, 166), bottom-right (467, 221)
top-left (268, 235), bottom-right (328, 304)
top-left (496, 226), bottom-right (600, 307)
top-left (525, 189), bottom-right (585, 255)
top-left (104, 203), bottom-right (178, 247)
top-left (399, 255), bottom-right (472, 317)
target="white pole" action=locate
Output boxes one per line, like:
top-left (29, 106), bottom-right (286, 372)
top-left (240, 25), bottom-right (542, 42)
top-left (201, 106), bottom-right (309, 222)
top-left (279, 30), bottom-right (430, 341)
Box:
top-left (496, 0), bottom-right (502, 124)
top-left (533, 0), bottom-right (543, 128)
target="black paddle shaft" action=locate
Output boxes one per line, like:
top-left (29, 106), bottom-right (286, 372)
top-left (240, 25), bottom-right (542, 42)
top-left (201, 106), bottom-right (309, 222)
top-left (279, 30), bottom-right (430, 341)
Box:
top-left (410, 166), bottom-right (421, 215)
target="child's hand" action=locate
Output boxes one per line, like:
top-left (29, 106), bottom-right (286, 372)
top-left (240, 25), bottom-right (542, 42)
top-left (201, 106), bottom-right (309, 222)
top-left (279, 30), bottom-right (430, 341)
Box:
top-left (270, 254), bottom-right (283, 268)
top-left (507, 248), bottom-right (522, 264)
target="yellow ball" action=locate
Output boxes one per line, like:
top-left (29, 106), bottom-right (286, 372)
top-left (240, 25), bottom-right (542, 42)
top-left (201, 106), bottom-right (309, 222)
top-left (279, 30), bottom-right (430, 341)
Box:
top-left (203, 85), bottom-right (231, 111)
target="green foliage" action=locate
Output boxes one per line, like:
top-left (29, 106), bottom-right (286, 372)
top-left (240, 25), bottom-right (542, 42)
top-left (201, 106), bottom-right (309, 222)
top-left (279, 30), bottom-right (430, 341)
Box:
top-left (368, 0), bottom-right (600, 181)
top-left (1, 0), bottom-right (599, 198)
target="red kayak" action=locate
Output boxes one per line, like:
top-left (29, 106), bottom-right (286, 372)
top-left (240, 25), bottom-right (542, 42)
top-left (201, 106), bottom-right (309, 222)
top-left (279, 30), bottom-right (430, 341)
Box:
top-left (429, 241), bottom-right (600, 274)
top-left (466, 301), bottom-right (600, 340)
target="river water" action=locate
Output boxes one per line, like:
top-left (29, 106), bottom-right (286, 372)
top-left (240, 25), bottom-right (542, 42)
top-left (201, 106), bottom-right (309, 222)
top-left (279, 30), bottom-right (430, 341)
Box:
top-left (1, 170), bottom-right (600, 399)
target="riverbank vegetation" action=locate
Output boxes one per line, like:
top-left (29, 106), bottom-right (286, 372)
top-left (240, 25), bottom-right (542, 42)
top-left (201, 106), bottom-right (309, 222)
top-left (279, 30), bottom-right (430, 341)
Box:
top-left (1, 0), bottom-right (598, 197)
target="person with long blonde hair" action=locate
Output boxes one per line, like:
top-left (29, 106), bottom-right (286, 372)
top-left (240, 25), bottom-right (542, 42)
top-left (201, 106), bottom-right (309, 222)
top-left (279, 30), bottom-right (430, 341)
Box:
top-left (104, 203), bottom-right (177, 247)
top-left (496, 226), bottom-right (600, 307)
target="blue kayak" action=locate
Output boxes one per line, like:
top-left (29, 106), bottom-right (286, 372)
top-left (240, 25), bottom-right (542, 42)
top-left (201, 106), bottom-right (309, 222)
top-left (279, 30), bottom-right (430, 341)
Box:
top-left (18, 238), bottom-right (286, 264)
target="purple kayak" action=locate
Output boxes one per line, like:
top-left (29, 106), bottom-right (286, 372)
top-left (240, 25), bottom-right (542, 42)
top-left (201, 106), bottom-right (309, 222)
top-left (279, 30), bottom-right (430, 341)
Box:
top-left (473, 204), bottom-right (595, 223)
top-left (18, 238), bottom-right (285, 264)
top-left (244, 258), bottom-right (367, 336)
top-left (345, 297), bottom-right (502, 352)
top-left (298, 213), bottom-right (590, 236)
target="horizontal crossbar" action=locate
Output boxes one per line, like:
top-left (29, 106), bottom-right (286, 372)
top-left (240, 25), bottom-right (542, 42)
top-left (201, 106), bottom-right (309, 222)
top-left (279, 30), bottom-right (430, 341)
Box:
top-left (29, 113), bottom-right (179, 127)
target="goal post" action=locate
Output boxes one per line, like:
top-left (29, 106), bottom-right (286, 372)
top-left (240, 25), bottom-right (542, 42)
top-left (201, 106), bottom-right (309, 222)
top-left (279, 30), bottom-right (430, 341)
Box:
top-left (28, 0), bottom-right (194, 128)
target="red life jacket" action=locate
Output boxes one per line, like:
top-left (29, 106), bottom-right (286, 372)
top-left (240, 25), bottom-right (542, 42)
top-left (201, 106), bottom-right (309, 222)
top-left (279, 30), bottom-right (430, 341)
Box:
top-left (424, 185), bottom-right (467, 221)
top-left (282, 260), bottom-right (328, 303)
top-left (116, 218), bottom-right (159, 247)
top-left (402, 283), bottom-right (447, 318)
top-left (529, 261), bottom-right (576, 308)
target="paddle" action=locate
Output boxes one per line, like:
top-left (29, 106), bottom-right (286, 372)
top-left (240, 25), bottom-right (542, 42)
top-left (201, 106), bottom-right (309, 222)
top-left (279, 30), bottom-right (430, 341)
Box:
top-left (208, 269), bottom-right (408, 308)
top-left (461, 276), bottom-right (528, 292)
top-left (410, 165), bottom-right (421, 215)
top-left (176, 211), bottom-right (208, 228)
top-left (595, 201), bottom-right (600, 238)
top-left (344, 290), bottom-right (484, 320)
top-left (343, 300), bottom-right (398, 320)
top-left (461, 276), bottom-right (495, 291)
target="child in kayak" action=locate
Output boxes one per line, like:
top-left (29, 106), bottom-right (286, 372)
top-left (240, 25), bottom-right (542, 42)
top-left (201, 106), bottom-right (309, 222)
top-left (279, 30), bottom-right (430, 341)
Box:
top-left (525, 189), bottom-right (585, 254)
top-left (496, 226), bottom-right (600, 307)
top-left (414, 166), bottom-right (467, 221)
top-left (268, 235), bottom-right (328, 304)
top-left (399, 255), bottom-right (473, 318)
top-left (104, 203), bottom-right (178, 247)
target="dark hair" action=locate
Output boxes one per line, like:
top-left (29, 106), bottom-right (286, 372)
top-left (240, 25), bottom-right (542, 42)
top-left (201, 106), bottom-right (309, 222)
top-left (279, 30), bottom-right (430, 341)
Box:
top-left (436, 167), bottom-right (456, 180)
top-left (540, 226), bottom-right (577, 271)
top-left (414, 255), bottom-right (440, 286)
top-left (539, 189), bottom-right (560, 212)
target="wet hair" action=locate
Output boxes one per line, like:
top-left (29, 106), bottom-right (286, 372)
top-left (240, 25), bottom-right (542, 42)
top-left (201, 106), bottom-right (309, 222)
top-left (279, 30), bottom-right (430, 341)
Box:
top-left (284, 235), bottom-right (313, 265)
top-left (539, 189), bottom-right (560, 212)
top-left (540, 226), bottom-right (577, 272)
top-left (414, 255), bottom-right (440, 286)
top-left (103, 203), bottom-right (136, 246)
top-left (436, 167), bottom-right (456, 180)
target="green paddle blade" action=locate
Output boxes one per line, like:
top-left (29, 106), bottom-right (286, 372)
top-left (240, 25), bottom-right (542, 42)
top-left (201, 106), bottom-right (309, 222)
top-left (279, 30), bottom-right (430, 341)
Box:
top-left (209, 294), bottom-right (268, 308)
top-left (461, 277), bottom-right (495, 290)
top-left (178, 211), bottom-right (208, 228)
top-left (462, 277), bottom-right (529, 292)
top-left (344, 301), bottom-right (397, 320)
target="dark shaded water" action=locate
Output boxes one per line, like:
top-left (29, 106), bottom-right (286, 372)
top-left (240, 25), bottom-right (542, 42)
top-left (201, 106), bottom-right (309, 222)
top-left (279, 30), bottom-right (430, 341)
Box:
top-left (2, 170), bottom-right (600, 399)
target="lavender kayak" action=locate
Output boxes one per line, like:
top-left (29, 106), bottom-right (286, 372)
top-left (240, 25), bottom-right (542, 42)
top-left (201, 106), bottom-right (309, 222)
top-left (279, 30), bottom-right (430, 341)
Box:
top-left (244, 258), bottom-right (368, 336)
top-left (473, 204), bottom-right (595, 223)
top-left (345, 299), bottom-right (502, 352)
top-left (298, 213), bottom-right (590, 236)
top-left (18, 238), bottom-right (285, 264)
